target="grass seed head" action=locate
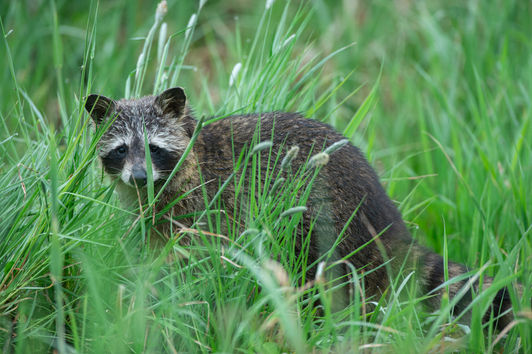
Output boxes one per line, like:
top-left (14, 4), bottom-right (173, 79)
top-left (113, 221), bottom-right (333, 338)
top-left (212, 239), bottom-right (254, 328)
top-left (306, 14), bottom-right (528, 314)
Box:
top-left (264, 259), bottom-right (289, 287)
top-left (324, 139), bottom-right (349, 155)
top-left (280, 206), bottom-right (307, 218)
top-left (251, 140), bottom-right (273, 154)
top-left (185, 14), bottom-right (197, 41)
top-left (229, 62), bottom-right (242, 87)
top-left (281, 145), bottom-right (300, 170)
top-left (308, 152), bottom-right (329, 169)
top-left (155, 1), bottom-right (167, 23)
top-left (269, 177), bottom-right (285, 195)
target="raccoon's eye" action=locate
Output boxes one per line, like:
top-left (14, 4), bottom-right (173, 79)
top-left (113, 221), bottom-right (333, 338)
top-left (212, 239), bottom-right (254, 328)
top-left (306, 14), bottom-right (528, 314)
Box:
top-left (149, 144), bottom-right (159, 154)
top-left (115, 145), bottom-right (127, 156)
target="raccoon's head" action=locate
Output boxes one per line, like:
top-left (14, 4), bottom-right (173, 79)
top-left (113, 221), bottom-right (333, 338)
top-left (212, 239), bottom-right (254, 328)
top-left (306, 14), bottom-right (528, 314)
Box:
top-left (85, 87), bottom-right (194, 188)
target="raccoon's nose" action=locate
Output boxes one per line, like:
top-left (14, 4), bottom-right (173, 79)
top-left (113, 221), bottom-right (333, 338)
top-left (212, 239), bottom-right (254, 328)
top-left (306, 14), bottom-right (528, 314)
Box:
top-left (130, 167), bottom-right (147, 187)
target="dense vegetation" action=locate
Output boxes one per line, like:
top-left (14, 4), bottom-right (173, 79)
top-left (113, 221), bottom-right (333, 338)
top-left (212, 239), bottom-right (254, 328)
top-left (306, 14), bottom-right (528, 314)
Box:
top-left (1, 0), bottom-right (530, 352)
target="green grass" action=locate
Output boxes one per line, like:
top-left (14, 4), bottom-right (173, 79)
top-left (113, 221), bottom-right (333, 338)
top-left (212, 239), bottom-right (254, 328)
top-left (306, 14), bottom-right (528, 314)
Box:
top-left (1, 0), bottom-right (531, 352)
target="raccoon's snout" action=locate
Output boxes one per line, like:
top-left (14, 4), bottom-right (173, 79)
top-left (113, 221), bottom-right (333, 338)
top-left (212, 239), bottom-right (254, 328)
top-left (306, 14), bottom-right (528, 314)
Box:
top-left (130, 166), bottom-right (147, 187)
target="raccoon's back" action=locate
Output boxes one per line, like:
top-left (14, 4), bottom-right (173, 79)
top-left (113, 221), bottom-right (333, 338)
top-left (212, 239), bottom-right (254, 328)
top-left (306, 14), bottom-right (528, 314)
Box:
top-left (195, 112), bottom-right (411, 247)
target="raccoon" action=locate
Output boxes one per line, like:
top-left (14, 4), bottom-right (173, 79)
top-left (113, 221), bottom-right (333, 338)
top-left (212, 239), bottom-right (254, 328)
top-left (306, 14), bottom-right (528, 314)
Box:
top-left (85, 87), bottom-right (516, 330)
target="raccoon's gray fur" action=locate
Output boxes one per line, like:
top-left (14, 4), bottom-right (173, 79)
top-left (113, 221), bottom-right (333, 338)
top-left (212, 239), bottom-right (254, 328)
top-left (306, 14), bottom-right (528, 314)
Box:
top-left (85, 87), bottom-right (515, 330)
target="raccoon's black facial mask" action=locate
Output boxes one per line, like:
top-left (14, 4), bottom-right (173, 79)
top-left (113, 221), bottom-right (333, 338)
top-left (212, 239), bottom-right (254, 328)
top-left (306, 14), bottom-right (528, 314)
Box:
top-left (101, 144), bottom-right (128, 175)
top-left (147, 144), bottom-right (180, 179)
top-left (99, 141), bottom-right (180, 187)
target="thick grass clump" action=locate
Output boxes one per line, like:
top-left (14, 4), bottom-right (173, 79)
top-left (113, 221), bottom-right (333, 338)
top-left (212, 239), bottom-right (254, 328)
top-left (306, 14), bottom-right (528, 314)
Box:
top-left (0, 0), bottom-right (530, 352)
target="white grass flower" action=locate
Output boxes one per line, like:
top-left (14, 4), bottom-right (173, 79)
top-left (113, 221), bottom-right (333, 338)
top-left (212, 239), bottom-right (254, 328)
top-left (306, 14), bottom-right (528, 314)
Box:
top-left (324, 139), bottom-right (349, 154)
top-left (199, 0), bottom-right (207, 10)
top-left (157, 22), bottom-right (167, 63)
top-left (264, 260), bottom-right (289, 287)
top-left (282, 34), bottom-right (295, 48)
top-left (308, 152), bottom-right (330, 169)
top-left (273, 34), bottom-right (295, 54)
top-left (185, 14), bottom-right (197, 41)
top-left (155, 1), bottom-right (167, 23)
top-left (315, 261), bottom-right (326, 283)
top-left (125, 76), bottom-right (131, 99)
top-left (251, 140), bottom-right (272, 154)
top-left (280, 206), bottom-right (307, 218)
top-left (281, 145), bottom-right (299, 170)
top-left (229, 62), bottom-right (242, 87)
top-left (135, 52), bottom-right (145, 80)
top-left (269, 177), bottom-right (285, 195)
top-left (265, 0), bottom-right (275, 10)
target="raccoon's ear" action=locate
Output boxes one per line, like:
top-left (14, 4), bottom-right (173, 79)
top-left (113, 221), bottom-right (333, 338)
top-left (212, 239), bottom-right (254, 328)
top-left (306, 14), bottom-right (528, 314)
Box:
top-left (155, 87), bottom-right (187, 119)
top-left (85, 94), bottom-right (116, 125)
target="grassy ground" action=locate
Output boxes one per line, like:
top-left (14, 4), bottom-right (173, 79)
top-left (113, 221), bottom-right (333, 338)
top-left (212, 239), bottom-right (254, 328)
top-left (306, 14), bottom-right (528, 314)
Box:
top-left (1, 0), bottom-right (531, 352)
